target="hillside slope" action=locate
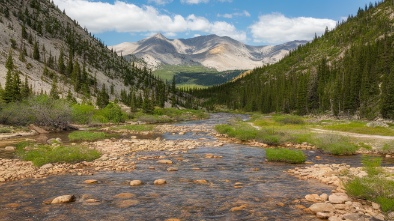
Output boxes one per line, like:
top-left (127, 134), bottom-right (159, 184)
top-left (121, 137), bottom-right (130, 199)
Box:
top-left (0, 0), bottom-right (190, 108)
top-left (110, 33), bottom-right (307, 72)
top-left (193, 0), bottom-right (394, 119)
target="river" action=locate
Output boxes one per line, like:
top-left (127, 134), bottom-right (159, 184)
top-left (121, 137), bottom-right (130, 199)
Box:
top-left (0, 113), bottom-right (371, 221)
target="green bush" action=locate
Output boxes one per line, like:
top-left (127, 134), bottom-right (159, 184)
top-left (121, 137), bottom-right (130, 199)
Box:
top-left (17, 144), bottom-right (101, 167)
top-left (314, 134), bottom-right (359, 155)
top-left (381, 142), bottom-right (394, 154)
top-left (100, 103), bottom-right (126, 123)
top-left (265, 148), bottom-right (306, 164)
top-left (68, 131), bottom-right (111, 141)
top-left (71, 104), bottom-right (95, 124)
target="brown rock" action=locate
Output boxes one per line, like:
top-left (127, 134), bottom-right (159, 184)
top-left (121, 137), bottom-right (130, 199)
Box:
top-left (51, 195), bottom-right (76, 204)
top-left (194, 179), bottom-right (208, 185)
top-left (165, 219), bottom-right (181, 221)
top-left (130, 180), bottom-right (143, 186)
top-left (83, 179), bottom-right (98, 184)
top-left (328, 193), bottom-right (349, 204)
top-left (5, 203), bottom-right (20, 208)
top-left (154, 179), bottom-right (167, 185)
top-left (167, 167), bottom-right (178, 172)
top-left (276, 202), bottom-right (285, 207)
top-left (316, 212), bottom-right (331, 219)
top-left (114, 193), bottom-right (135, 199)
top-left (157, 160), bottom-right (173, 164)
top-left (309, 203), bottom-right (335, 213)
top-left (29, 124), bottom-right (49, 134)
top-left (230, 204), bottom-right (247, 212)
top-left (116, 199), bottom-right (139, 208)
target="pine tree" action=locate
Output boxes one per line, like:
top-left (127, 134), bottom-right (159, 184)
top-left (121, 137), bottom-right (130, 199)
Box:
top-left (49, 77), bottom-right (60, 99)
top-left (33, 41), bottom-right (40, 60)
top-left (58, 48), bottom-right (65, 74)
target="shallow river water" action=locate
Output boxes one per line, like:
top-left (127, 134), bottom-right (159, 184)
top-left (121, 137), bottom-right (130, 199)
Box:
top-left (0, 113), bottom-right (378, 221)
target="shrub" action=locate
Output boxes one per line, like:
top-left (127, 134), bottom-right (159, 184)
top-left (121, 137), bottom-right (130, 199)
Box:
top-left (265, 148), bottom-right (306, 164)
top-left (381, 142), bottom-right (394, 154)
top-left (100, 103), bottom-right (126, 123)
top-left (17, 144), bottom-right (101, 167)
top-left (71, 104), bottom-right (95, 124)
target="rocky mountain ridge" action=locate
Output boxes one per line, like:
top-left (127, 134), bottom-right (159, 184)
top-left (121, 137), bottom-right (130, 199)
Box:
top-left (111, 33), bottom-right (307, 71)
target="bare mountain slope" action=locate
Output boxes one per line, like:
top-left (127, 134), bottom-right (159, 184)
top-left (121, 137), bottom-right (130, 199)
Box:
top-left (111, 33), bottom-right (307, 71)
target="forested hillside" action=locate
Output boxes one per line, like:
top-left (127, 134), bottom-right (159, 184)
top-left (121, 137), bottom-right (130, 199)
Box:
top-left (192, 0), bottom-right (394, 119)
top-left (0, 0), bottom-right (195, 110)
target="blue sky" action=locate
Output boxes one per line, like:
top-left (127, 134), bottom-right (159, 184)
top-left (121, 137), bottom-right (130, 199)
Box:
top-left (53, 0), bottom-right (373, 46)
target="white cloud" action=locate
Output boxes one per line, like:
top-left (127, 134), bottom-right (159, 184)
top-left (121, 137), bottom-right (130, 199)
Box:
top-left (147, 0), bottom-right (173, 5)
top-left (249, 13), bottom-right (336, 44)
top-left (218, 10), bottom-right (250, 19)
top-left (52, 0), bottom-right (246, 42)
top-left (180, 0), bottom-right (209, 4)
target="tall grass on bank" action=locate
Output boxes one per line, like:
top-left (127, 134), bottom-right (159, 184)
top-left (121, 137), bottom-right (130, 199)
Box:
top-left (16, 143), bottom-right (101, 167)
top-left (111, 124), bottom-right (155, 132)
top-left (265, 148), bottom-right (306, 164)
top-left (314, 134), bottom-right (359, 155)
top-left (133, 108), bottom-right (208, 123)
top-left (345, 157), bottom-right (394, 212)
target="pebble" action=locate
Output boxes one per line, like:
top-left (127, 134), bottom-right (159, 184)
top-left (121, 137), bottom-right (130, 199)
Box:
top-left (51, 195), bottom-right (76, 204)
top-left (83, 179), bottom-right (98, 184)
top-left (154, 179), bottom-right (166, 185)
top-left (129, 180), bottom-right (143, 186)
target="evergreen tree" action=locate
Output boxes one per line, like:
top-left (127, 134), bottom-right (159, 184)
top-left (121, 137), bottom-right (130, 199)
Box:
top-left (96, 84), bottom-right (109, 108)
top-left (49, 77), bottom-right (60, 99)
top-left (58, 48), bottom-right (65, 74)
top-left (33, 41), bottom-right (40, 60)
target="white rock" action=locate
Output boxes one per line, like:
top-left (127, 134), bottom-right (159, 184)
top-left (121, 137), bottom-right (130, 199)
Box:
top-left (40, 163), bottom-right (54, 169)
top-left (309, 203), bottom-right (335, 213)
top-left (4, 146), bottom-right (16, 151)
top-left (154, 179), bottom-right (166, 185)
top-left (316, 212), bottom-right (331, 219)
top-left (372, 202), bottom-right (380, 210)
top-left (51, 195), bottom-right (76, 204)
top-left (129, 180), bottom-right (143, 186)
top-left (329, 193), bottom-right (349, 204)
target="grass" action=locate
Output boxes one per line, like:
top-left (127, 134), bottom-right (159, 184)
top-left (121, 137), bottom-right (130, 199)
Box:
top-left (68, 131), bottom-right (113, 142)
top-left (133, 108), bottom-right (208, 123)
top-left (111, 124), bottom-right (155, 132)
top-left (321, 121), bottom-right (394, 136)
top-left (381, 142), bottom-right (394, 154)
top-left (0, 128), bottom-right (12, 133)
top-left (313, 134), bottom-right (359, 155)
top-left (345, 157), bottom-right (394, 212)
top-left (265, 148), bottom-right (306, 164)
top-left (16, 144), bottom-right (101, 167)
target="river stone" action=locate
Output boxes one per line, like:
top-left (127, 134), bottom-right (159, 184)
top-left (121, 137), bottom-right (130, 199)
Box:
top-left (305, 194), bottom-right (321, 202)
top-left (114, 193), bottom-right (135, 199)
top-left (329, 193), bottom-right (349, 204)
top-left (165, 219), bottom-right (181, 221)
top-left (157, 159), bottom-right (173, 164)
top-left (0, 178), bottom-right (5, 182)
top-left (309, 203), bottom-right (335, 213)
top-left (230, 204), bottom-right (247, 212)
top-left (342, 213), bottom-right (366, 221)
top-left (194, 179), bottom-right (208, 185)
top-left (51, 195), bottom-right (76, 204)
top-left (116, 199), bottom-right (139, 208)
top-left (316, 212), bottom-right (331, 219)
top-left (83, 179), bottom-right (98, 184)
top-left (372, 202), bottom-right (380, 210)
top-left (167, 167), bottom-right (178, 172)
top-left (41, 163), bottom-right (54, 169)
top-left (154, 179), bottom-right (166, 185)
top-left (129, 180), bottom-right (143, 186)
top-left (4, 146), bottom-right (16, 151)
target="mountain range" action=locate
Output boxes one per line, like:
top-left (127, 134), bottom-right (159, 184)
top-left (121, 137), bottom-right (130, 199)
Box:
top-left (110, 33), bottom-right (307, 71)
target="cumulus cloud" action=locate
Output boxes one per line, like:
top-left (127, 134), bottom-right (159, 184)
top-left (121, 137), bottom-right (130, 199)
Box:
top-left (249, 13), bottom-right (336, 44)
top-left (53, 0), bottom-right (246, 41)
top-left (180, 0), bottom-right (209, 4)
top-left (147, 0), bottom-right (173, 5)
top-left (218, 10), bottom-right (250, 19)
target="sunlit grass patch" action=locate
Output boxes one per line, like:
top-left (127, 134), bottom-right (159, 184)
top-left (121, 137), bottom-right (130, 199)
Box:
top-left (111, 124), bottom-right (155, 132)
top-left (17, 144), bottom-right (101, 167)
top-left (265, 148), bottom-right (306, 164)
top-left (322, 121), bottom-right (394, 136)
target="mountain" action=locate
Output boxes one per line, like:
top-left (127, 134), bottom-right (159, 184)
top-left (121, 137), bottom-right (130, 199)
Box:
top-left (110, 34), bottom-right (307, 72)
top-left (192, 0), bottom-right (394, 119)
top-left (0, 0), bottom-right (192, 108)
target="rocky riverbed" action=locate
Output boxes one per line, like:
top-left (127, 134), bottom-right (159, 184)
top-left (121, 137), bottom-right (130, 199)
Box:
top-left (1, 114), bottom-right (394, 220)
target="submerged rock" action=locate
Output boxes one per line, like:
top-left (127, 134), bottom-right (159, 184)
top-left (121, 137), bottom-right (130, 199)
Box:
top-left (130, 180), bottom-right (143, 186)
top-left (154, 179), bottom-right (167, 185)
top-left (51, 195), bottom-right (76, 204)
